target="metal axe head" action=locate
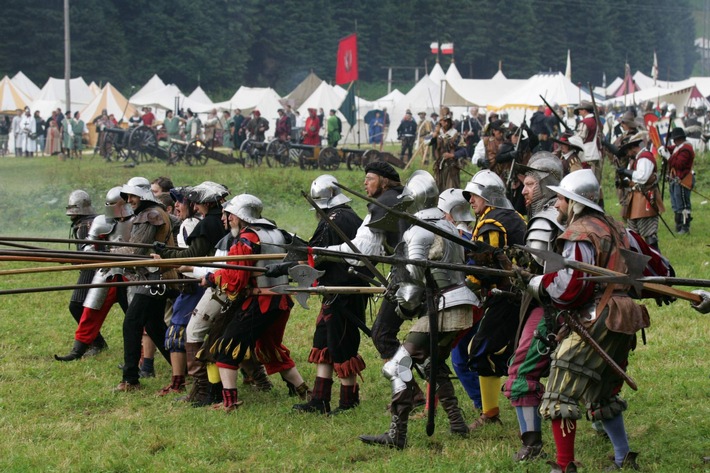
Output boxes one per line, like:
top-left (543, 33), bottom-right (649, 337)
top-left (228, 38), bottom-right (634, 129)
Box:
top-left (278, 238), bottom-right (308, 263)
top-left (514, 245), bottom-right (567, 273)
top-left (286, 264), bottom-right (325, 309)
top-left (619, 248), bottom-right (650, 296)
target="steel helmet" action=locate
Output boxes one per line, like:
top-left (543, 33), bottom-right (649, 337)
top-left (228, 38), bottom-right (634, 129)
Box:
top-left (547, 168), bottom-right (603, 213)
top-left (309, 174), bottom-right (351, 209)
top-left (399, 170), bottom-right (439, 213)
top-left (120, 177), bottom-right (158, 203)
top-left (104, 186), bottom-right (133, 219)
top-left (222, 194), bottom-right (273, 226)
top-left (462, 170), bottom-right (513, 210)
top-left (438, 188), bottom-right (473, 223)
top-left (65, 190), bottom-right (96, 216)
top-left (186, 181), bottom-right (230, 204)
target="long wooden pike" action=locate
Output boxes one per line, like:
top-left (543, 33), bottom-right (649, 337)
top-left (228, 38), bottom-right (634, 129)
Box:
top-left (0, 235), bottom-right (181, 250)
top-left (0, 278), bottom-right (200, 296)
top-left (0, 254), bottom-right (283, 277)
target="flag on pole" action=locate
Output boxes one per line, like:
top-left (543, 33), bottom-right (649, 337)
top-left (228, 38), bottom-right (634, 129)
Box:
top-left (339, 86), bottom-right (356, 127)
top-left (652, 50), bottom-right (659, 85)
top-left (565, 49), bottom-right (572, 80)
top-left (430, 42), bottom-right (439, 54)
top-left (441, 43), bottom-right (454, 55)
top-left (335, 34), bottom-right (358, 85)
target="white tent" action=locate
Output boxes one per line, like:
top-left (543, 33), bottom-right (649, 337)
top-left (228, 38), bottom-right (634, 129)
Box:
top-left (385, 75), bottom-right (441, 142)
top-left (213, 86), bottom-right (283, 138)
top-left (88, 81), bottom-right (102, 96)
top-left (442, 76), bottom-right (526, 108)
top-left (445, 62), bottom-right (463, 84)
top-left (429, 62), bottom-right (446, 83)
top-left (130, 74), bottom-right (167, 103)
top-left (372, 89), bottom-right (404, 113)
top-left (11, 72), bottom-right (40, 100)
top-left (297, 81), bottom-right (345, 116)
top-left (492, 70), bottom-right (507, 81)
top-left (604, 83), bottom-right (710, 112)
top-left (489, 72), bottom-right (591, 110)
top-left (31, 76), bottom-right (95, 117)
top-left (130, 84), bottom-right (185, 114)
top-left (80, 82), bottom-right (136, 123)
top-left (188, 86), bottom-right (212, 105)
top-left (0, 76), bottom-right (32, 113)
top-left (284, 71), bottom-right (323, 108)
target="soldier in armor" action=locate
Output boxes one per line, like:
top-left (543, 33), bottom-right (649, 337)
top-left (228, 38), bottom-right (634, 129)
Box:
top-left (115, 177), bottom-right (175, 392)
top-left (54, 190), bottom-right (111, 361)
top-left (472, 120), bottom-right (506, 177)
top-left (659, 127), bottom-right (695, 234)
top-left (524, 169), bottom-right (647, 472)
top-left (438, 189), bottom-right (483, 413)
top-left (272, 175), bottom-right (369, 415)
top-left (463, 170), bottom-right (527, 431)
top-left (573, 101), bottom-right (603, 185)
top-left (551, 133), bottom-right (585, 175)
top-left (501, 152), bottom-right (564, 461)
top-left (360, 171), bottom-right (476, 449)
top-left (202, 194), bottom-right (310, 411)
top-left (151, 182), bottom-right (229, 396)
top-left (616, 134), bottom-right (664, 249)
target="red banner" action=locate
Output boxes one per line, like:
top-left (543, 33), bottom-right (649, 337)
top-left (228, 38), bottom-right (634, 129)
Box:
top-left (336, 34), bottom-right (358, 85)
top-left (441, 43), bottom-right (454, 55)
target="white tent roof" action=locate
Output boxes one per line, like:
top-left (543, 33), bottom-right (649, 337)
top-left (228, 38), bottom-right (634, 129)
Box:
top-left (372, 89), bottom-right (404, 111)
top-left (31, 77), bottom-right (95, 117)
top-left (188, 86), bottom-right (212, 104)
top-left (297, 81), bottom-right (345, 116)
top-left (213, 86), bottom-right (283, 137)
top-left (429, 62), bottom-right (446, 83)
top-left (88, 81), bottom-right (101, 96)
top-left (604, 83), bottom-right (710, 111)
top-left (442, 76), bottom-right (526, 108)
top-left (0, 76), bottom-right (32, 113)
top-left (11, 72), bottom-right (40, 100)
top-left (284, 71), bottom-right (323, 108)
top-left (130, 74), bottom-right (167, 103)
top-left (385, 75), bottom-right (441, 141)
top-left (489, 72), bottom-right (591, 110)
top-left (130, 84), bottom-right (184, 111)
top-left (446, 62), bottom-right (463, 83)
top-left (492, 70), bottom-right (507, 80)
top-left (80, 82), bottom-right (137, 123)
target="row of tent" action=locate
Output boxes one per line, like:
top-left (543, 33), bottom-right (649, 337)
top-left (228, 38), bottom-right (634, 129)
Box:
top-left (2, 62), bottom-right (710, 145)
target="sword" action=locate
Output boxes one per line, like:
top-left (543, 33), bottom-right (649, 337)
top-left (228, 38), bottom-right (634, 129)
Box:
top-left (562, 310), bottom-right (638, 391)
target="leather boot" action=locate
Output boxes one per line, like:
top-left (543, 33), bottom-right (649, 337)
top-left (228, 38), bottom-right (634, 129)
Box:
top-left (183, 342), bottom-right (209, 404)
top-left (436, 374), bottom-right (469, 436)
top-left (293, 377), bottom-right (332, 414)
top-left (84, 338), bottom-right (108, 357)
top-left (54, 340), bottom-right (89, 361)
top-left (549, 460), bottom-right (579, 473)
top-left (514, 431), bottom-right (545, 461)
top-left (604, 451), bottom-right (639, 471)
top-left (675, 212), bottom-right (683, 232)
top-left (294, 382), bottom-right (312, 401)
top-left (329, 384), bottom-right (360, 416)
top-left (360, 383), bottom-right (413, 449)
top-left (242, 358), bottom-right (273, 392)
top-left (193, 381), bottom-right (222, 408)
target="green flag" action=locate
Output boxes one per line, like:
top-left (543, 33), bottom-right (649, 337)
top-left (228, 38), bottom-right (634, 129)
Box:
top-left (339, 85), bottom-right (356, 127)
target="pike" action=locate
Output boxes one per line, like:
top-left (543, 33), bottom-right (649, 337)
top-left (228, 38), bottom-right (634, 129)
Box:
top-left (0, 254), bottom-right (282, 277)
top-left (587, 82), bottom-right (605, 182)
top-left (0, 235), bottom-right (181, 251)
top-left (300, 190), bottom-right (388, 287)
top-left (539, 95), bottom-right (572, 133)
top-left (333, 182), bottom-right (497, 256)
top-left (580, 274), bottom-right (710, 289)
top-left (280, 240), bottom-right (514, 279)
top-left (516, 245), bottom-right (702, 304)
top-left (0, 278), bottom-right (200, 296)
top-left (562, 309), bottom-right (638, 391)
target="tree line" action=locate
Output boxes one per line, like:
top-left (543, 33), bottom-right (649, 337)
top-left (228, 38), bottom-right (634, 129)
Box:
top-left (0, 0), bottom-right (697, 100)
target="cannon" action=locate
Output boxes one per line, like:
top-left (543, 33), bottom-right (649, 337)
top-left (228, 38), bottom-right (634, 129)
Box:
top-left (165, 137), bottom-right (238, 166)
top-left (100, 125), bottom-right (159, 164)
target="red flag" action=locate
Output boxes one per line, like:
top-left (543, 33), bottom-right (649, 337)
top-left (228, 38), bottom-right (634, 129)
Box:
top-left (336, 34), bottom-right (358, 85)
top-left (430, 42), bottom-right (439, 54)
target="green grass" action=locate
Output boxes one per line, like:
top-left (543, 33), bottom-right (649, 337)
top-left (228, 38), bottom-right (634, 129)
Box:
top-left (0, 150), bottom-right (708, 472)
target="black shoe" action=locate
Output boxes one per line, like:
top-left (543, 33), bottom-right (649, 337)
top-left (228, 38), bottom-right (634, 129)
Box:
top-left (139, 369), bottom-right (156, 378)
top-left (293, 398), bottom-right (330, 414)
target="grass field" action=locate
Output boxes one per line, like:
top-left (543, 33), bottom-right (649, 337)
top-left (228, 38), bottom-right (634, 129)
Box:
top-left (0, 149), bottom-right (708, 472)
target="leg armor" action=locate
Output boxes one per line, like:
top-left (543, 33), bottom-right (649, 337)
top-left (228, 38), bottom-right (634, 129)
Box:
top-left (382, 345), bottom-right (413, 395)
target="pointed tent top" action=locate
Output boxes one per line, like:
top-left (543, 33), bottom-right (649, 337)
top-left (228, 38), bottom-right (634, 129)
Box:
top-left (0, 75), bottom-right (32, 113)
top-left (285, 71), bottom-right (323, 109)
top-left (88, 81), bottom-right (101, 96)
top-left (188, 85), bottom-right (213, 104)
top-left (492, 69), bottom-right (507, 80)
top-left (429, 62), bottom-right (446, 83)
top-left (446, 62), bottom-right (462, 83)
top-left (80, 82), bottom-right (137, 122)
top-left (130, 74), bottom-right (167, 103)
top-left (11, 71), bottom-right (40, 100)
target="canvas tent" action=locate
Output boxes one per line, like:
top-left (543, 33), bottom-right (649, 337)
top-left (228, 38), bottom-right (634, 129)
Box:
top-left (11, 72), bottom-right (40, 100)
top-left (0, 76), bottom-right (32, 113)
top-left (605, 83), bottom-right (710, 112)
top-left (80, 83), bottom-right (137, 145)
top-left (31, 76), bottom-right (95, 118)
top-left (130, 74), bottom-right (167, 103)
top-left (284, 71), bottom-right (322, 109)
top-left (130, 84), bottom-right (185, 118)
top-left (213, 86), bottom-right (283, 138)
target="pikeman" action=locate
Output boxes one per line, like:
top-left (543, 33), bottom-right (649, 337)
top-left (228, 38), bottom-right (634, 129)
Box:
top-left (521, 169), bottom-right (648, 472)
top-left (502, 152), bottom-right (564, 461)
top-left (573, 101), bottom-right (604, 198)
top-left (62, 190), bottom-right (100, 352)
top-left (472, 119), bottom-right (506, 177)
top-left (551, 133), bottom-right (585, 176)
top-left (360, 170), bottom-right (476, 449)
top-left (115, 177), bottom-right (175, 392)
top-left (463, 170), bottom-right (526, 431)
top-left (274, 175), bottom-right (369, 415)
top-left (616, 133), bottom-right (664, 249)
top-left (55, 187), bottom-right (131, 361)
top-left (202, 194), bottom-right (310, 411)
top-left (151, 182), bottom-right (229, 396)
top-left (659, 127), bottom-right (695, 234)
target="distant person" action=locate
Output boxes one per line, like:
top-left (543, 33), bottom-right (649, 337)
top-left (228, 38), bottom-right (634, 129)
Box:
top-left (0, 115), bottom-right (10, 156)
top-left (368, 112), bottom-right (384, 146)
top-left (11, 108), bottom-right (23, 156)
top-left (276, 108), bottom-right (292, 142)
top-left (231, 109), bottom-right (245, 150)
top-left (20, 107), bottom-right (37, 157)
top-left (71, 111), bottom-right (88, 159)
top-left (142, 107), bottom-right (155, 127)
top-left (396, 111), bottom-right (417, 163)
top-left (303, 108), bottom-right (321, 145)
top-left (34, 111), bottom-right (46, 156)
top-left (326, 109), bottom-right (341, 147)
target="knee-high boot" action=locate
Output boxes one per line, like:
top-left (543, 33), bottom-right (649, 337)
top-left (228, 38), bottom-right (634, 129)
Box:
top-left (184, 342), bottom-right (209, 405)
top-left (436, 365), bottom-right (469, 436)
top-left (360, 382), bottom-right (414, 449)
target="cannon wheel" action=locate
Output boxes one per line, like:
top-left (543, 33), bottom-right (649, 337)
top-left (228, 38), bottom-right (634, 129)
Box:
top-left (167, 141), bottom-right (184, 165)
top-left (127, 125), bottom-right (157, 163)
top-left (186, 140), bottom-right (208, 166)
top-left (345, 151), bottom-right (362, 171)
top-left (361, 149), bottom-right (381, 167)
top-left (238, 139), bottom-right (252, 162)
top-left (298, 149), bottom-right (317, 170)
top-left (265, 139), bottom-right (290, 168)
top-left (318, 146), bottom-right (340, 171)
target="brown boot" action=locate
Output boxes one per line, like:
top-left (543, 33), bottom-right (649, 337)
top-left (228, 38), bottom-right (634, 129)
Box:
top-left (241, 357), bottom-right (273, 392)
top-left (360, 382), bottom-right (413, 449)
top-left (293, 382), bottom-right (312, 401)
top-left (183, 342), bottom-right (209, 404)
top-left (436, 368), bottom-right (468, 436)
top-left (514, 431), bottom-right (545, 461)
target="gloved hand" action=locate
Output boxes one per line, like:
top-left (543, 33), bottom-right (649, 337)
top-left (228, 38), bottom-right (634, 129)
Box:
top-left (691, 290), bottom-right (710, 314)
top-left (153, 241), bottom-right (167, 254)
top-left (655, 295), bottom-right (675, 307)
top-left (200, 273), bottom-right (216, 288)
top-left (616, 167), bottom-right (633, 179)
top-left (263, 261), bottom-right (297, 278)
top-left (513, 264), bottom-right (533, 291)
top-left (658, 146), bottom-right (670, 160)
